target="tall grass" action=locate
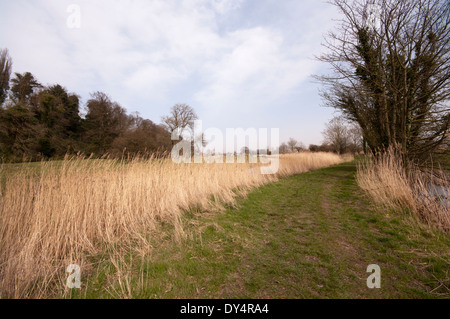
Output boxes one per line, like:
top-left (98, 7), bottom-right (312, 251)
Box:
top-left (356, 148), bottom-right (450, 234)
top-left (0, 152), bottom-right (346, 298)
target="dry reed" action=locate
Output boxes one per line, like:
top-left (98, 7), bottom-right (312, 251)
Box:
top-left (356, 148), bottom-right (450, 234)
top-left (0, 152), bottom-right (346, 298)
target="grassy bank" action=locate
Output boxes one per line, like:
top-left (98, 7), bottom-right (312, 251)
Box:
top-left (68, 161), bottom-right (449, 299)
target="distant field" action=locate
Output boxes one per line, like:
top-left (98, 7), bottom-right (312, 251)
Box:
top-left (0, 152), bottom-right (346, 298)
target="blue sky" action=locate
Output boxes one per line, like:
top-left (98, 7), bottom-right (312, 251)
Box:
top-left (0, 0), bottom-right (342, 146)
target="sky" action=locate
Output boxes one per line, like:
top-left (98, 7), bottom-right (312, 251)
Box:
top-left (0, 0), bottom-right (343, 147)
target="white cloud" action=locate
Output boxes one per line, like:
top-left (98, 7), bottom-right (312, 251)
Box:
top-left (124, 63), bottom-right (188, 100)
top-left (210, 0), bottom-right (244, 15)
top-left (195, 27), bottom-right (318, 116)
top-left (0, 0), bottom-right (340, 144)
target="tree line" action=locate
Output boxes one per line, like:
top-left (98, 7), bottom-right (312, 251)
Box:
top-left (279, 116), bottom-right (364, 155)
top-left (0, 49), bottom-right (172, 162)
top-left (313, 116), bottom-right (363, 154)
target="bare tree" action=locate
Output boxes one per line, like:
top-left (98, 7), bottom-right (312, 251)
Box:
top-left (316, 0), bottom-right (450, 162)
top-left (287, 137), bottom-right (299, 153)
top-left (323, 116), bottom-right (350, 154)
top-left (0, 48), bottom-right (12, 106)
top-left (161, 104), bottom-right (198, 143)
top-left (296, 142), bottom-right (306, 152)
top-left (279, 142), bottom-right (290, 154)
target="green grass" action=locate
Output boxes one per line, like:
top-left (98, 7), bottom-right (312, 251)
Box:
top-left (63, 161), bottom-right (450, 298)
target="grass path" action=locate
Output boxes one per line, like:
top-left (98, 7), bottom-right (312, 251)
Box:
top-left (77, 161), bottom-right (450, 299)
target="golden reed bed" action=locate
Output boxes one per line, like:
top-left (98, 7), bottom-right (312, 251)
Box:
top-left (0, 152), bottom-right (346, 298)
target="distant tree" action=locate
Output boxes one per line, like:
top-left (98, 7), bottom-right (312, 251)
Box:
top-left (161, 104), bottom-right (198, 144)
top-left (309, 143), bottom-right (335, 153)
top-left (161, 103), bottom-right (207, 157)
top-left (309, 144), bottom-right (320, 152)
top-left (33, 84), bottom-right (82, 156)
top-left (279, 142), bottom-right (290, 154)
top-left (287, 138), bottom-right (299, 153)
top-left (110, 113), bottom-right (171, 156)
top-left (295, 142), bottom-right (306, 152)
top-left (0, 104), bottom-right (42, 160)
top-left (83, 92), bottom-right (131, 154)
top-left (322, 116), bottom-right (350, 154)
top-left (46, 85), bottom-right (81, 134)
top-left (0, 48), bottom-right (12, 106)
top-left (10, 72), bottom-right (42, 104)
